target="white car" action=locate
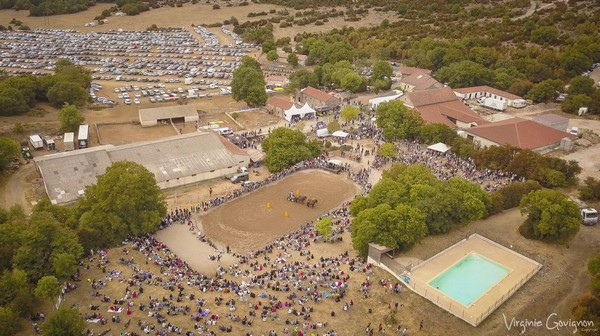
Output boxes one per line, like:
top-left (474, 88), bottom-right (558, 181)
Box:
top-left (134, 99), bottom-right (140, 105)
top-left (125, 99), bottom-right (131, 105)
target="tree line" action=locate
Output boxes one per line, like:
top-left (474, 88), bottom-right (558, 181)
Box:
top-left (285, 1), bottom-right (600, 113)
top-left (0, 59), bottom-right (90, 116)
top-left (0, 161), bottom-right (166, 335)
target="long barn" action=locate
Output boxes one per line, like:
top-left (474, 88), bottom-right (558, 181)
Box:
top-left (139, 105), bottom-right (200, 127)
top-left (34, 132), bottom-right (250, 205)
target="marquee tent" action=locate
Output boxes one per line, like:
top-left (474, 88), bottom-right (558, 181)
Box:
top-left (283, 103), bottom-right (316, 122)
top-left (427, 142), bottom-right (451, 153)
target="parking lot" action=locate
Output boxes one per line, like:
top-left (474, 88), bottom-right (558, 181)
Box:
top-left (0, 25), bottom-right (259, 106)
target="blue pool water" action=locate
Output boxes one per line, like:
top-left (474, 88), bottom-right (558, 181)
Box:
top-left (428, 253), bottom-right (509, 306)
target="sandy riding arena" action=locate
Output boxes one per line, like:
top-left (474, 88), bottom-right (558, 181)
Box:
top-left (199, 170), bottom-right (358, 252)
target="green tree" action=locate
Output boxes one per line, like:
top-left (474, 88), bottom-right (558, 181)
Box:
top-left (371, 60), bottom-right (393, 82)
top-left (53, 59), bottom-right (91, 89)
top-left (559, 50), bottom-right (592, 78)
top-left (58, 104), bottom-right (84, 133)
top-left (261, 128), bottom-right (321, 172)
top-left (34, 275), bottom-right (61, 301)
top-left (580, 177), bottom-right (600, 201)
top-left (340, 72), bottom-right (364, 93)
top-left (530, 26), bottom-right (560, 44)
top-left (351, 203), bottom-right (427, 256)
top-left (436, 60), bottom-right (495, 88)
top-left (0, 87), bottom-right (29, 116)
top-left (261, 39), bottom-right (276, 53)
top-left (0, 137), bottom-right (20, 171)
top-left (47, 81), bottom-right (88, 107)
top-left (74, 161), bottom-right (167, 250)
top-left (419, 123), bottom-right (457, 144)
top-left (562, 94), bottom-right (593, 114)
top-left (286, 69), bottom-right (318, 93)
top-left (287, 53), bottom-right (299, 66)
top-left (327, 121), bottom-right (341, 134)
top-left (231, 66), bottom-right (268, 107)
top-left (43, 307), bottom-right (85, 336)
top-left (266, 50), bottom-right (279, 62)
top-left (519, 189), bottom-right (580, 241)
top-left (316, 216), bottom-right (332, 238)
top-left (376, 100), bottom-right (423, 141)
top-left (527, 79), bottom-right (563, 103)
top-left (568, 76), bottom-right (596, 96)
top-left (0, 268), bottom-right (28, 306)
top-left (339, 106), bottom-right (359, 123)
top-left (378, 143), bottom-right (397, 158)
top-left (0, 306), bottom-right (21, 336)
top-left (12, 211), bottom-right (83, 282)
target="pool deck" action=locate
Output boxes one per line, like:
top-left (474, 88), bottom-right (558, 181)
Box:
top-left (401, 234), bottom-right (541, 326)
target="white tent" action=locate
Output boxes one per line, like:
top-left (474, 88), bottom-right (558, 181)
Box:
top-left (316, 129), bottom-right (329, 137)
top-left (332, 130), bottom-right (349, 138)
top-left (427, 142), bottom-right (451, 153)
top-left (283, 103), bottom-right (316, 122)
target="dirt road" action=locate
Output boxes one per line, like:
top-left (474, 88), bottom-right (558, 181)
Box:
top-left (0, 163), bottom-right (35, 213)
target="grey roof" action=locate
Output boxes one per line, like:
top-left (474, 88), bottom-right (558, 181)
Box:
top-left (139, 105), bottom-right (198, 122)
top-left (34, 132), bottom-right (248, 204)
top-left (532, 113), bottom-right (568, 125)
top-left (108, 132), bottom-right (240, 183)
top-left (34, 145), bottom-right (115, 204)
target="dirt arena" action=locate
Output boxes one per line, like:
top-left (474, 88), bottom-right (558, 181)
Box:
top-left (199, 170), bottom-right (358, 252)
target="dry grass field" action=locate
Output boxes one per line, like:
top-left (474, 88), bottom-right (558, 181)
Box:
top-left (0, 2), bottom-right (396, 38)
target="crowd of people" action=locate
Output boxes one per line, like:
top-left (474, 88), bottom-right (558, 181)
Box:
top-left (74, 194), bottom-right (415, 335)
top-left (63, 105), bottom-right (536, 336)
top-left (371, 140), bottom-right (517, 192)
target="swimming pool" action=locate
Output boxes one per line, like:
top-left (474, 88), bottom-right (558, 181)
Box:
top-left (428, 253), bottom-right (510, 306)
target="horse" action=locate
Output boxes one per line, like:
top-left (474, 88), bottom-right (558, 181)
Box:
top-left (296, 195), bottom-right (307, 204)
top-left (306, 199), bottom-right (318, 208)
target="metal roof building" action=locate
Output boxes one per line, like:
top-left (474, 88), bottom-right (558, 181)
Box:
top-left (138, 105), bottom-right (199, 127)
top-left (34, 132), bottom-right (250, 204)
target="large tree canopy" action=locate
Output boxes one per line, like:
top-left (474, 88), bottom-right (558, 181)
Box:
top-left (73, 161), bottom-right (167, 250)
top-left (519, 189), bottom-right (580, 241)
top-left (58, 104), bottom-right (85, 133)
top-left (351, 164), bottom-right (490, 251)
top-left (375, 100), bottom-right (424, 141)
top-left (231, 60), bottom-right (268, 107)
top-left (261, 128), bottom-right (321, 172)
top-left (0, 137), bottom-right (20, 171)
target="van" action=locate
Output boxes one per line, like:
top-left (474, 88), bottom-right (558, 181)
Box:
top-left (215, 127), bottom-right (234, 136)
top-left (230, 172), bottom-right (249, 183)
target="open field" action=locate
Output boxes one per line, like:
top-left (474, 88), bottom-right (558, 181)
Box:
top-left (200, 169), bottom-right (358, 252)
top-left (97, 122), bottom-right (178, 145)
top-left (0, 3), bottom-right (397, 38)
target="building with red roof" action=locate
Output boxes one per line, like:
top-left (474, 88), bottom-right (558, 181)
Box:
top-left (402, 87), bottom-right (486, 129)
top-left (462, 117), bottom-right (576, 152)
top-left (297, 86), bottom-right (340, 112)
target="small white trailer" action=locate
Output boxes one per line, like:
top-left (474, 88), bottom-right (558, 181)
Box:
top-left (64, 132), bottom-right (75, 151)
top-left (478, 97), bottom-right (508, 111)
top-left (78, 124), bottom-right (89, 149)
top-left (29, 134), bottom-right (43, 150)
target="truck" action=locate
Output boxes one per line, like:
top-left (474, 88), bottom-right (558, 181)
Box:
top-left (29, 134), bottom-right (43, 150)
top-left (570, 196), bottom-right (598, 225)
top-left (78, 124), bottom-right (89, 149)
top-left (478, 97), bottom-right (508, 111)
top-left (581, 208), bottom-right (598, 226)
